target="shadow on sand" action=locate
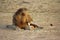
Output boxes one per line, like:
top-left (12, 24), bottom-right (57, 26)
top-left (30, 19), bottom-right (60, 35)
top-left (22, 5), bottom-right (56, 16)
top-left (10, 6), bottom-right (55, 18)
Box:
top-left (0, 25), bottom-right (17, 30)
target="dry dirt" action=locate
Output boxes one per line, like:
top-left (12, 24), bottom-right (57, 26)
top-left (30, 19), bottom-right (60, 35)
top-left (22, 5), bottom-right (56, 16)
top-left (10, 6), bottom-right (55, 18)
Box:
top-left (0, 0), bottom-right (60, 40)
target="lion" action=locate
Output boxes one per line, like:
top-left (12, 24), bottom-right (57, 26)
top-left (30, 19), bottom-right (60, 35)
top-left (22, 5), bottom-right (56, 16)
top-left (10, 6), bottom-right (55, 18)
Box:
top-left (9, 8), bottom-right (43, 30)
top-left (13, 8), bottom-right (33, 30)
top-left (6, 8), bottom-right (43, 30)
top-left (12, 8), bottom-right (43, 30)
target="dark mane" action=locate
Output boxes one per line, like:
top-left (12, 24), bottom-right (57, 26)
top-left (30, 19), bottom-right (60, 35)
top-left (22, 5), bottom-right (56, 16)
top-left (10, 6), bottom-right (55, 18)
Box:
top-left (15, 8), bottom-right (27, 15)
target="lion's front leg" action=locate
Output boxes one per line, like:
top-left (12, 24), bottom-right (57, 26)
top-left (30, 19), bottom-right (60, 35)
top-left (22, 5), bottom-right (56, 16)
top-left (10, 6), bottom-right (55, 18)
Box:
top-left (26, 23), bottom-right (35, 30)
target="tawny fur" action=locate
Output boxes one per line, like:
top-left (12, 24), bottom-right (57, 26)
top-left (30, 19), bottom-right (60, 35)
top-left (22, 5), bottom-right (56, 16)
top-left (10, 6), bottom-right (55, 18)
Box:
top-left (13, 8), bottom-right (33, 29)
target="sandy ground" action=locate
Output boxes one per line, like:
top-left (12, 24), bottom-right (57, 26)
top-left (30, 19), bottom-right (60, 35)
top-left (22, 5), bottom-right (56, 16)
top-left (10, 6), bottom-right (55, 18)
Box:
top-left (0, 25), bottom-right (60, 40)
top-left (0, 0), bottom-right (60, 40)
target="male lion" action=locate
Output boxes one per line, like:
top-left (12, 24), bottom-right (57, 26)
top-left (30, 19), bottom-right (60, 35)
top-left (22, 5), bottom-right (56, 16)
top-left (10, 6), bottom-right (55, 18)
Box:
top-left (13, 8), bottom-right (33, 30)
top-left (7, 8), bottom-right (43, 30)
top-left (12, 8), bottom-right (43, 30)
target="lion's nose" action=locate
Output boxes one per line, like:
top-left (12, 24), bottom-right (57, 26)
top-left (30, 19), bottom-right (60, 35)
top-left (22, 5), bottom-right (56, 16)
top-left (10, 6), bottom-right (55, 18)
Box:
top-left (22, 13), bottom-right (25, 16)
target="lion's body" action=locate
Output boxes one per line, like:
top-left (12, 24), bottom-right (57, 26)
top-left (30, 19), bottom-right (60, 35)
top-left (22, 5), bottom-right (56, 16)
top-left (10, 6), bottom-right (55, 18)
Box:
top-left (13, 8), bottom-right (33, 29)
top-left (6, 8), bottom-right (43, 30)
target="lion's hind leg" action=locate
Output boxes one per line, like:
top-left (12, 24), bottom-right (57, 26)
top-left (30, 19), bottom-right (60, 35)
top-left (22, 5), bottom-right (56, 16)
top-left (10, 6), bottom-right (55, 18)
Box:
top-left (30, 23), bottom-right (43, 30)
